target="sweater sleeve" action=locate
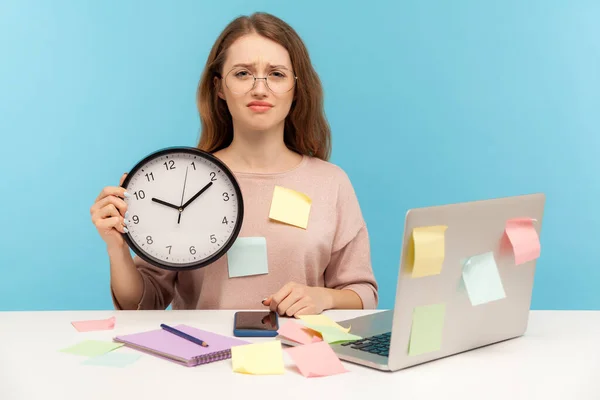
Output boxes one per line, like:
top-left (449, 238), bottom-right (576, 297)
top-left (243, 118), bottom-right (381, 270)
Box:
top-left (111, 255), bottom-right (177, 310)
top-left (324, 169), bottom-right (379, 309)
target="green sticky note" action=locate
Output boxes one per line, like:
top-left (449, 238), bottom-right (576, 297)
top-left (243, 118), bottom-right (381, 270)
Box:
top-left (462, 251), bottom-right (506, 306)
top-left (82, 352), bottom-right (141, 368)
top-left (304, 324), bottom-right (362, 344)
top-left (227, 237), bottom-right (269, 278)
top-left (408, 304), bottom-right (445, 356)
top-left (60, 340), bottom-right (124, 357)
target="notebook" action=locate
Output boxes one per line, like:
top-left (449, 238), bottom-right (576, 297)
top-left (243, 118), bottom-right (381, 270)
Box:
top-left (113, 324), bottom-right (249, 367)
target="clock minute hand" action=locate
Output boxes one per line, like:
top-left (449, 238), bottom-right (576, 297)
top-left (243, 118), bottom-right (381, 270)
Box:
top-left (151, 197), bottom-right (180, 211)
top-left (181, 181), bottom-right (213, 210)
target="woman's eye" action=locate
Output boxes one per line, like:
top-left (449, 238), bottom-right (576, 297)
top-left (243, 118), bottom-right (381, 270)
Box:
top-left (271, 71), bottom-right (285, 78)
top-left (235, 70), bottom-right (250, 77)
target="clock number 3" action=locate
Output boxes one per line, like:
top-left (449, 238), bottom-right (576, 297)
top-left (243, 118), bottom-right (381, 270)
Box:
top-left (222, 192), bottom-right (230, 201)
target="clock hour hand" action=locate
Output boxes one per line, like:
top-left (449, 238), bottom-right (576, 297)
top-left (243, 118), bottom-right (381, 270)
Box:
top-left (151, 197), bottom-right (180, 211)
top-left (181, 181), bottom-right (213, 210)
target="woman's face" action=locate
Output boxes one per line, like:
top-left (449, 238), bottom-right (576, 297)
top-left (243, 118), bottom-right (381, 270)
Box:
top-left (217, 33), bottom-right (296, 133)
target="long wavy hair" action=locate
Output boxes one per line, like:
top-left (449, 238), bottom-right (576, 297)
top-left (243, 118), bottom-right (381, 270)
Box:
top-left (196, 12), bottom-right (331, 161)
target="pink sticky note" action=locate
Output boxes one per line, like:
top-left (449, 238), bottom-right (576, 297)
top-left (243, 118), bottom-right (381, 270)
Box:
top-left (277, 320), bottom-right (322, 345)
top-left (505, 218), bottom-right (541, 265)
top-left (71, 316), bottom-right (116, 332)
top-left (285, 341), bottom-right (348, 377)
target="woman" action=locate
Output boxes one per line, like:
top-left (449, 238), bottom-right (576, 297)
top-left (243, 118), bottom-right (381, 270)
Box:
top-left (90, 12), bottom-right (378, 316)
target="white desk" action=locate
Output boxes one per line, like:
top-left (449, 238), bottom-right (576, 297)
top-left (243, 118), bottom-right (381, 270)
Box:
top-left (0, 310), bottom-right (598, 400)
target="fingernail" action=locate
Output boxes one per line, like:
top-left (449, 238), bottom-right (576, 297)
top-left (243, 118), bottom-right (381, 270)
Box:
top-left (124, 191), bottom-right (131, 198)
top-left (262, 298), bottom-right (267, 304)
top-left (125, 211), bottom-right (130, 219)
top-left (124, 219), bottom-right (131, 226)
top-left (123, 227), bottom-right (129, 233)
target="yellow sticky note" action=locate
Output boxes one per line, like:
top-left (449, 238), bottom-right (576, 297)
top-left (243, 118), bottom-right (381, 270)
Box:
top-left (411, 225), bottom-right (448, 278)
top-left (268, 186), bottom-right (311, 229)
top-left (231, 341), bottom-right (284, 375)
top-left (297, 315), bottom-right (351, 333)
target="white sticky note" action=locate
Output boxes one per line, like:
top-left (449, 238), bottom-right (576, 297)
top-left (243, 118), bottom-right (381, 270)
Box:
top-left (461, 252), bottom-right (506, 306)
top-left (227, 237), bottom-right (269, 278)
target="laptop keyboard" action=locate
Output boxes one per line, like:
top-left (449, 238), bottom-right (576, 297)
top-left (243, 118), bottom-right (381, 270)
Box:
top-left (341, 332), bottom-right (391, 357)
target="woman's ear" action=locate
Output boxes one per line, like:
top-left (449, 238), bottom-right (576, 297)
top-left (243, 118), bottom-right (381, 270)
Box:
top-left (214, 76), bottom-right (225, 100)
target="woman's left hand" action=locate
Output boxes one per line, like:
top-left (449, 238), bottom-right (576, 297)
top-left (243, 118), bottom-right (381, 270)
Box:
top-left (263, 282), bottom-right (332, 317)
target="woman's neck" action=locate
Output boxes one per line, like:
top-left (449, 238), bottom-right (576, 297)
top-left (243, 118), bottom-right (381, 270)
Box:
top-left (214, 126), bottom-right (303, 174)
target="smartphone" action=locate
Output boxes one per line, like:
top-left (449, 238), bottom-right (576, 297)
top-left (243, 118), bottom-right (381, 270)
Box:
top-left (233, 311), bottom-right (279, 337)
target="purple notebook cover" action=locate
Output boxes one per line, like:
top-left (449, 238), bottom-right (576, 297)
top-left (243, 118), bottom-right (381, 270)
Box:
top-left (114, 324), bottom-right (249, 367)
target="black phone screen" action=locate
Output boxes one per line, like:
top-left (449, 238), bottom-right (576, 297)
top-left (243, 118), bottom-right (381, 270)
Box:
top-left (234, 311), bottom-right (279, 331)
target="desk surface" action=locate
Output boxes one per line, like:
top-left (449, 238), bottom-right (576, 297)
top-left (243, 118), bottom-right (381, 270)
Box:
top-left (0, 309), bottom-right (598, 400)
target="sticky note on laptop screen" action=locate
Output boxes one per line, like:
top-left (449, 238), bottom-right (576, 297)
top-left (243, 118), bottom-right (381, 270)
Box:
top-left (408, 303), bottom-right (445, 356)
top-left (411, 225), bottom-right (448, 278)
top-left (268, 186), bottom-right (312, 229)
top-left (461, 251), bottom-right (506, 306)
top-left (505, 218), bottom-right (541, 265)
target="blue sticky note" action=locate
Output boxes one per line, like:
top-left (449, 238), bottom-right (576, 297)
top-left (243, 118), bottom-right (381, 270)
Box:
top-left (461, 251), bottom-right (506, 306)
top-left (227, 237), bottom-right (269, 278)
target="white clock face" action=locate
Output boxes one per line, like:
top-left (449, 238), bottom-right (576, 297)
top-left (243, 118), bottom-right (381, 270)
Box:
top-left (123, 149), bottom-right (242, 269)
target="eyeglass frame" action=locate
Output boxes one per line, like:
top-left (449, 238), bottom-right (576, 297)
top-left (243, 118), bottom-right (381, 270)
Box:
top-left (218, 66), bottom-right (298, 94)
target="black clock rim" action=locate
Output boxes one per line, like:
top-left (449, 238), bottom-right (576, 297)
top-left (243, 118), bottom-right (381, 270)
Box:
top-left (120, 146), bottom-right (244, 271)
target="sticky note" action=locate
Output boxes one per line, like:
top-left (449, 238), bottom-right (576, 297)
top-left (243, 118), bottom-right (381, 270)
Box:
top-left (505, 218), bottom-right (541, 265)
top-left (60, 340), bottom-right (124, 357)
top-left (286, 341), bottom-right (348, 377)
top-left (82, 352), bottom-right (141, 368)
top-left (231, 340), bottom-right (284, 375)
top-left (303, 325), bottom-right (362, 344)
top-left (297, 315), bottom-right (351, 333)
top-left (408, 303), bottom-right (445, 356)
top-left (277, 320), bottom-right (322, 345)
top-left (227, 237), bottom-right (269, 278)
top-left (71, 316), bottom-right (116, 332)
top-left (411, 225), bottom-right (448, 278)
top-left (461, 252), bottom-right (506, 306)
top-left (268, 186), bottom-right (311, 229)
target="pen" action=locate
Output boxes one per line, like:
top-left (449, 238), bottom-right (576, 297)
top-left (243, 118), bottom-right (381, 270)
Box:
top-left (160, 323), bottom-right (209, 347)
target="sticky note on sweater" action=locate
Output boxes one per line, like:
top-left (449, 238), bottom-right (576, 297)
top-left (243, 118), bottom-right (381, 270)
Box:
top-left (269, 186), bottom-right (311, 229)
top-left (227, 237), bottom-right (269, 278)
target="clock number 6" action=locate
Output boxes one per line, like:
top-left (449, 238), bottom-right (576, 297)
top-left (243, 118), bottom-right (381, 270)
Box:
top-left (189, 246), bottom-right (196, 255)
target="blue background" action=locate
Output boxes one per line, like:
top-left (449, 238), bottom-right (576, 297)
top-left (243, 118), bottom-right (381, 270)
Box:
top-left (1, 1), bottom-right (598, 311)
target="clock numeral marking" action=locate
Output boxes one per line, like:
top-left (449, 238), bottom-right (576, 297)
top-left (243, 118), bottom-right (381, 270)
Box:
top-left (210, 172), bottom-right (217, 182)
top-left (132, 215), bottom-right (139, 224)
top-left (134, 190), bottom-right (145, 200)
top-left (191, 162), bottom-right (196, 170)
top-left (222, 192), bottom-right (229, 201)
top-left (166, 245), bottom-right (172, 254)
top-left (210, 234), bottom-right (217, 244)
top-left (145, 172), bottom-right (154, 182)
top-left (146, 236), bottom-right (153, 245)
top-left (189, 246), bottom-right (196, 255)
top-left (163, 160), bottom-right (176, 170)
top-left (222, 216), bottom-right (228, 225)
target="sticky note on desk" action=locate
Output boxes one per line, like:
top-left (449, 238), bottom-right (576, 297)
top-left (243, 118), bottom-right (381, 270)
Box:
top-left (505, 218), bottom-right (541, 265)
top-left (411, 225), bottom-right (448, 278)
top-left (71, 316), bottom-right (116, 332)
top-left (297, 315), bottom-right (351, 333)
top-left (462, 252), bottom-right (506, 306)
top-left (277, 320), bottom-right (322, 345)
top-left (82, 352), bottom-right (141, 368)
top-left (286, 341), bottom-right (348, 377)
top-left (227, 237), bottom-right (269, 278)
top-left (408, 303), bottom-right (445, 356)
top-left (60, 340), bottom-right (124, 357)
top-left (304, 325), bottom-right (362, 344)
top-left (231, 341), bottom-right (284, 375)
top-left (268, 186), bottom-right (311, 229)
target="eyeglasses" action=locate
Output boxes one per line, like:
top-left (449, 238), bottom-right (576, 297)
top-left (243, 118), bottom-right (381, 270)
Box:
top-left (223, 67), bottom-right (297, 94)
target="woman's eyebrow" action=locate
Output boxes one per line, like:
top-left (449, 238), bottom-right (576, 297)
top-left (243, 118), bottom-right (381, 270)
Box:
top-left (231, 62), bottom-right (290, 70)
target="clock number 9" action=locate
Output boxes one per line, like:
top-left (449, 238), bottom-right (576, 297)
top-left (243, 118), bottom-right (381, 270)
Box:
top-left (132, 215), bottom-right (139, 224)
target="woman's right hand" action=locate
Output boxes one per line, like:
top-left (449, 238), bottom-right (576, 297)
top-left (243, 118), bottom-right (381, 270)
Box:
top-left (90, 173), bottom-right (131, 249)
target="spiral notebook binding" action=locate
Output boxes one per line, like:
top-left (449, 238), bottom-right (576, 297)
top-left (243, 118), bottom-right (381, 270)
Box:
top-left (191, 349), bottom-right (232, 365)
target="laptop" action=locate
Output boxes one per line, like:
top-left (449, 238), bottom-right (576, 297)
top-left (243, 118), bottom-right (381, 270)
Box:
top-left (278, 193), bottom-right (545, 371)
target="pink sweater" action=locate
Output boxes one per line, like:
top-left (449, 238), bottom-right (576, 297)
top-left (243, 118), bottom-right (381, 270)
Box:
top-left (112, 155), bottom-right (378, 310)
